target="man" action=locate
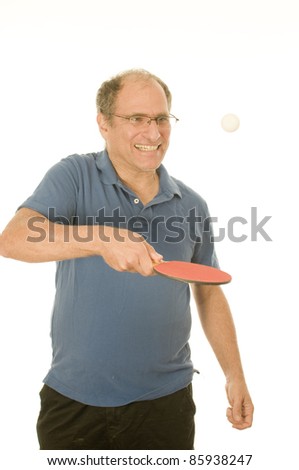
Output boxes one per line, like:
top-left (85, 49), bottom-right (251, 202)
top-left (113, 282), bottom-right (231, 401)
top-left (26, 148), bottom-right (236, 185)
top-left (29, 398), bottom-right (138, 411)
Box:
top-left (0, 69), bottom-right (253, 449)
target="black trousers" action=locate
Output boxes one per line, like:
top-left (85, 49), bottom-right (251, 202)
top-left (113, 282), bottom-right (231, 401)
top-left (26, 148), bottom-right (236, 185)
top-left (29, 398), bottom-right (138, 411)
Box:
top-left (37, 384), bottom-right (196, 450)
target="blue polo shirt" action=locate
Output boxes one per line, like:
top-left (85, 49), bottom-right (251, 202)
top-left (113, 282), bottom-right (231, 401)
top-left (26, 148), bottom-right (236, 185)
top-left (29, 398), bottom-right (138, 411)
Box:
top-left (20, 151), bottom-right (219, 406)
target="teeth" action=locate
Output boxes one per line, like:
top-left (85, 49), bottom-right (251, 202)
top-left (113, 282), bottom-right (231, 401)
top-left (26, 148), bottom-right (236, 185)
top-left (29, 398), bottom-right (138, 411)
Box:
top-left (134, 144), bottom-right (159, 151)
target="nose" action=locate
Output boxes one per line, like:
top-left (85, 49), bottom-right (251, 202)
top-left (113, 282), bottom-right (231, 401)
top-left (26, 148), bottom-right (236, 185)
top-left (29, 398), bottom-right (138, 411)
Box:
top-left (142, 120), bottom-right (161, 141)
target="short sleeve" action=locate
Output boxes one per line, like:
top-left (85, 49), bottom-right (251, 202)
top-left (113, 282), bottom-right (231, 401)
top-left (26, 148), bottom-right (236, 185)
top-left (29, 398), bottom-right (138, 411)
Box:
top-left (19, 157), bottom-right (79, 222)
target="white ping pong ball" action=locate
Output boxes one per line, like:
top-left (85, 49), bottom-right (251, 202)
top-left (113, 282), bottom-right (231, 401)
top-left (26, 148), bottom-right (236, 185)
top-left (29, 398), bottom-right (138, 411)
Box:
top-left (221, 113), bottom-right (240, 132)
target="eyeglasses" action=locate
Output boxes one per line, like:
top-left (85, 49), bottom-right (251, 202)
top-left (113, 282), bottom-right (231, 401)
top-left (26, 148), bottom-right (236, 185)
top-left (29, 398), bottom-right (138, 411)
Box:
top-left (110, 113), bottom-right (179, 128)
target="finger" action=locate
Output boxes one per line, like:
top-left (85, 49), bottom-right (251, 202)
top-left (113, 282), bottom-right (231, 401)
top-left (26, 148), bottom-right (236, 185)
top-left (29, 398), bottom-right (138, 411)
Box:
top-left (226, 407), bottom-right (235, 424)
top-left (138, 242), bottom-right (163, 276)
top-left (226, 408), bottom-right (244, 430)
top-left (150, 251), bottom-right (164, 262)
top-left (226, 405), bottom-right (253, 430)
top-left (241, 402), bottom-right (254, 428)
top-left (117, 234), bottom-right (152, 275)
top-left (145, 242), bottom-right (163, 263)
top-left (138, 249), bottom-right (160, 276)
top-left (232, 400), bottom-right (243, 424)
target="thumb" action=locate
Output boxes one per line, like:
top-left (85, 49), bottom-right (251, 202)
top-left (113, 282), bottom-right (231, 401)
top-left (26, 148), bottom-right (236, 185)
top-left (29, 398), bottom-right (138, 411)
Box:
top-left (150, 251), bottom-right (164, 263)
top-left (146, 244), bottom-right (164, 263)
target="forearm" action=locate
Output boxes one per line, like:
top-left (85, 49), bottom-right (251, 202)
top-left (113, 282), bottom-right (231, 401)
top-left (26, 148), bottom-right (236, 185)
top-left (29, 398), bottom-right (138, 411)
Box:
top-left (1, 209), bottom-right (161, 276)
top-left (1, 209), bottom-right (105, 263)
top-left (192, 284), bottom-right (245, 381)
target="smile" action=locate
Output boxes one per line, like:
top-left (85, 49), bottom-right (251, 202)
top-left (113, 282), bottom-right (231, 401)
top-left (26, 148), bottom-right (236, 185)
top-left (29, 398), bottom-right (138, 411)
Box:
top-left (134, 144), bottom-right (160, 151)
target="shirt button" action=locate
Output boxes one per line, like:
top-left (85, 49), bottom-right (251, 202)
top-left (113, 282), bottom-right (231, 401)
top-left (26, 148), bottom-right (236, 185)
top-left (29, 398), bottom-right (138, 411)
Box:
top-left (134, 198), bottom-right (140, 204)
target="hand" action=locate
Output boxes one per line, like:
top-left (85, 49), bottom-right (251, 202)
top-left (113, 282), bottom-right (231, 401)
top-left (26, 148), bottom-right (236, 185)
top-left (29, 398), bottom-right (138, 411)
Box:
top-left (225, 379), bottom-right (254, 430)
top-left (99, 226), bottom-right (163, 276)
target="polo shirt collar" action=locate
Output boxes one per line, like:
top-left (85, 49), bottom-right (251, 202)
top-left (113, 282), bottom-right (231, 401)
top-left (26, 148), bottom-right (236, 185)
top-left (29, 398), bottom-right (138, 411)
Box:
top-left (157, 164), bottom-right (182, 199)
top-left (95, 150), bottom-right (119, 184)
top-left (95, 150), bottom-right (182, 199)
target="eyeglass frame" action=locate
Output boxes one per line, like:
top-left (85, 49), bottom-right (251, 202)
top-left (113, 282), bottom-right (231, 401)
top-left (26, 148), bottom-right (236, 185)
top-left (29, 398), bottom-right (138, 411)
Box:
top-left (108, 113), bottom-right (179, 127)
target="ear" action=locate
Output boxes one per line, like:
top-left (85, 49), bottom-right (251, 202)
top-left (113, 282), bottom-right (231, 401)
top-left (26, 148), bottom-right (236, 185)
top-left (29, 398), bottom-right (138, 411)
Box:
top-left (96, 113), bottom-right (109, 139)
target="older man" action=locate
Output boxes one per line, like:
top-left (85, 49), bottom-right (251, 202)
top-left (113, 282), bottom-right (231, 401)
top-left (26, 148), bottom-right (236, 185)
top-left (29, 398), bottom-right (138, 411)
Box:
top-left (0, 69), bottom-right (253, 449)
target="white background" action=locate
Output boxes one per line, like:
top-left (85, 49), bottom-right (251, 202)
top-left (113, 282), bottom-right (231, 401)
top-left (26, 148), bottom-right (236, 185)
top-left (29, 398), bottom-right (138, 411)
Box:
top-left (0, 0), bottom-right (298, 468)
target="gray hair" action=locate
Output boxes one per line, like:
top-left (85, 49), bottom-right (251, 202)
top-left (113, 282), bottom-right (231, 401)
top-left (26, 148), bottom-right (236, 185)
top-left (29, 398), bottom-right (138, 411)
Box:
top-left (96, 69), bottom-right (172, 122)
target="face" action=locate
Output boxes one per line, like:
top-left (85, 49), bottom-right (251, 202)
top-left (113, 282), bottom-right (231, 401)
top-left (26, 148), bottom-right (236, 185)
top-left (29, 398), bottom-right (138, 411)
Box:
top-left (97, 78), bottom-right (171, 177)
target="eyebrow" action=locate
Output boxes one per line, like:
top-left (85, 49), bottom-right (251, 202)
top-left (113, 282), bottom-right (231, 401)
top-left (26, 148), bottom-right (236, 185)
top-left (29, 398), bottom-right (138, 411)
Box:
top-left (124, 112), bottom-right (170, 117)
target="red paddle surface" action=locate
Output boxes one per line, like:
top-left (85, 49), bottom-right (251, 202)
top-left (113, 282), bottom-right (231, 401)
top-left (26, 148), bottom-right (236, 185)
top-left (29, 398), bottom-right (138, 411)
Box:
top-left (154, 261), bottom-right (232, 285)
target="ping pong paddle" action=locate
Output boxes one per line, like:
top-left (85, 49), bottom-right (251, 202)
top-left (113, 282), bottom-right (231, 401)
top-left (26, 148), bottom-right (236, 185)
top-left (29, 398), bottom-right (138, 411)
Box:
top-left (153, 261), bottom-right (232, 285)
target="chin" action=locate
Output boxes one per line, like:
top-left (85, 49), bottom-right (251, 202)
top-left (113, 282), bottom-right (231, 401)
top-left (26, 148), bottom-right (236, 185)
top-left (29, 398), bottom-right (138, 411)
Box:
top-left (140, 158), bottom-right (164, 171)
top-left (136, 150), bottom-right (165, 166)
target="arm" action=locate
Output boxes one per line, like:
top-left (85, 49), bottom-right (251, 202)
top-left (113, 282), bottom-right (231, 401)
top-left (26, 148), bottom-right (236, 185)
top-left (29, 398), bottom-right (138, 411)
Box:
top-left (191, 283), bottom-right (254, 430)
top-left (0, 208), bottom-right (162, 275)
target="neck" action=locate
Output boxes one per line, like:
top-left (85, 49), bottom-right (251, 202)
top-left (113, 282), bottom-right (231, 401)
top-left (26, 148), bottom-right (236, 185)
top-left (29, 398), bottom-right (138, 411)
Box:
top-left (122, 172), bottom-right (160, 205)
top-left (112, 162), bottom-right (160, 205)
